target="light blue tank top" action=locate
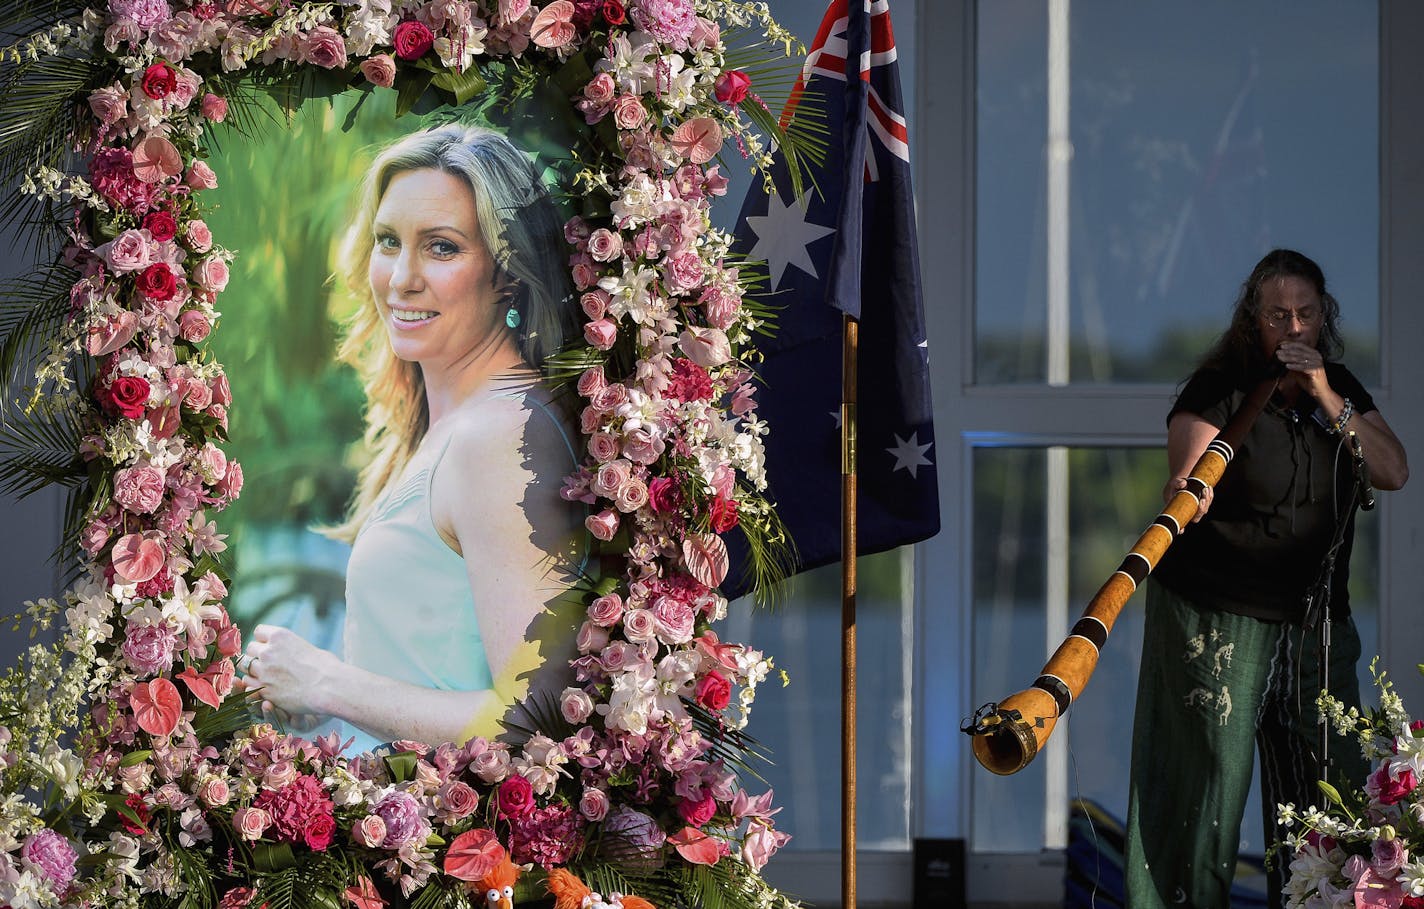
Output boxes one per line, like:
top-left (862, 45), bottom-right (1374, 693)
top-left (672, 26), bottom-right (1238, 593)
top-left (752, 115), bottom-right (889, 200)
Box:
top-left (341, 393), bottom-right (581, 754)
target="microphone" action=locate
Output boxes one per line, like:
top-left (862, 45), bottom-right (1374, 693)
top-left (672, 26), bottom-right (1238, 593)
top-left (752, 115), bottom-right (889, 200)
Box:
top-left (1347, 431), bottom-right (1376, 511)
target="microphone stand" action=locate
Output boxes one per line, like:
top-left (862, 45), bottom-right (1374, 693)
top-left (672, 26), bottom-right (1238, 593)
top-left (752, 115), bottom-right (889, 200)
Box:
top-left (1301, 430), bottom-right (1372, 802)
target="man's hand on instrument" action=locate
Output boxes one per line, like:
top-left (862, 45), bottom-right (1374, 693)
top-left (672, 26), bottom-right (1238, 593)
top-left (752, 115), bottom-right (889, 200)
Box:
top-left (1163, 476), bottom-right (1212, 523)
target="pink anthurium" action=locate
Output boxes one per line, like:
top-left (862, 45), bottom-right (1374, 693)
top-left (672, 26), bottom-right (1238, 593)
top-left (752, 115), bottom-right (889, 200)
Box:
top-left (671, 117), bottom-right (723, 164)
top-left (130, 677), bottom-right (182, 737)
top-left (668, 826), bottom-right (721, 865)
top-left (530, 0), bottom-right (576, 48)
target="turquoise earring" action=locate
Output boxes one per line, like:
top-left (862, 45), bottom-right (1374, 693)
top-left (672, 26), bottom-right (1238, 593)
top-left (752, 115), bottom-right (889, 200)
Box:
top-left (505, 306), bottom-right (521, 329)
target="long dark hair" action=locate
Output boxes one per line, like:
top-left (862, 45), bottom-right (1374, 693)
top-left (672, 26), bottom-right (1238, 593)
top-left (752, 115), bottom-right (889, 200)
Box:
top-left (1196, 248), bottom-right (1344, 383)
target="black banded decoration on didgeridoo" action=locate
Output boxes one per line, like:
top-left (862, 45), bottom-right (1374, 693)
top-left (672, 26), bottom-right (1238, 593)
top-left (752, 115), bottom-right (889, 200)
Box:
top-left (961, 375), bottom-right (1279, 776)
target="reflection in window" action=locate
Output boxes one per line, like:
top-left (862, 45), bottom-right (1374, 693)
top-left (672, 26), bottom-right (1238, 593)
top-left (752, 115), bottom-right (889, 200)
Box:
top-left (975, 0), bottom-right (1379, 385)
top-left (970, 445), bottom-right (1380, 852)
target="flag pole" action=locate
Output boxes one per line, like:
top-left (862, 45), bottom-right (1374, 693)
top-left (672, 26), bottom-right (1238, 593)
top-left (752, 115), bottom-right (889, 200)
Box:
top-left (841, 312), bottom-right (859, 909)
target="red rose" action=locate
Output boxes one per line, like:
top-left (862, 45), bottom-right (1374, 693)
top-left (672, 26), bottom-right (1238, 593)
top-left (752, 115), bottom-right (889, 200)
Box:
top-left (677, 794), bottom-right (716, 827)
top-left (141, 62), bottom-right (178, 100)
top-left (496, 775), bottom-right (535, 819)
top-left (709, 495), bottom-right (739, 532)
top-left (107, 376), bottom-right (151, 419)
top-left (694, 670), bottom-right (731, 711)
top-left (392, 20), bottom-right (434, 59)
top-left (135, 262), bottom-right (177, 300)
top-left (601, 0), bottom-right (625, 24)
top-left (303, 813), bottom-right (336, 852)
top-left (714, 70), bottom-right (751, 105)
top-left (142, 210), bottom-right (178, 242)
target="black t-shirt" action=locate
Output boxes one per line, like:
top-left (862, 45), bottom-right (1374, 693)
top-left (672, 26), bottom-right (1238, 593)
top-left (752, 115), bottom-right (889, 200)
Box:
top-left (1153, 363), bottom-right (1376, 622)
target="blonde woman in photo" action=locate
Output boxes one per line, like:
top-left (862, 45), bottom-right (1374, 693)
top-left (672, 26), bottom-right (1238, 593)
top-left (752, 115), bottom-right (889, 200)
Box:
top-left (240, 124), bottom-right (585, 753)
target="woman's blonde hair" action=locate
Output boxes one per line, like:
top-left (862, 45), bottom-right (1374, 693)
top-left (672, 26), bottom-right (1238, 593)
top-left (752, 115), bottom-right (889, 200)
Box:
top-left (331, 123), bottom-right (574, 541)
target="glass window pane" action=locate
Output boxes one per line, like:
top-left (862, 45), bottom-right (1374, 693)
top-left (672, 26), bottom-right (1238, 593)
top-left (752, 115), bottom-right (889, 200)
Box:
top-left (722, 552), bottom-right (915, 852)
top-left (975, 0), bottom-right (1379, 385)
top-left (970, 445), bottom-right (1381, 852)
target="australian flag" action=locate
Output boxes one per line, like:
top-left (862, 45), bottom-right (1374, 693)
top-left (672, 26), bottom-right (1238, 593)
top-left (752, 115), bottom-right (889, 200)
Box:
top-left (724, 0), bottom-right (939, 599)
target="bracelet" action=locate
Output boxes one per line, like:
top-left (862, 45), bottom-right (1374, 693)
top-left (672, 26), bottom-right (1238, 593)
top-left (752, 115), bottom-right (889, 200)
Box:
top-left (1326, 397), bottom-right (1354, 436)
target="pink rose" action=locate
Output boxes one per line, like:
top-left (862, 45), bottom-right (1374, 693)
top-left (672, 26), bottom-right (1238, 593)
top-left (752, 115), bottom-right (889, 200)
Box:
top-left (699, 285), bottom-right (740, 329)
top-left (647, 476), bottom-right (679, 514)
top-left (195, 256), bottom-right (229, 292)
top-left (436, 781), bottom-right (479, 822)
top-left (663, 251), bottom-right (704, 294)
top-left (233, 806), bottom-right (270, 841)
top-left (621, 427), bottom-right (664, 465)
top-left (361, 54), bottom-right (396, 88)
top-left (101, 227), bottom-right (152, 273)
top-left (1373, 836), bottom-right (1407, 876)
top-left (178, 310), bottom-right (211, 342)
top-left (578, 787), bottom-right (609, 822)
top-left (114, 465), bottom-right (166, 514)
top-left (576, 365), bottom-right (607, 398)
top-left (614, 477), bottom-right (648, 513)
top-left (199, 777), bottom-right (231, 807)
top-left (587, 593), bottom-right (624, 627)
top-left (197, 442), bottom-right (228, 484)
top-left (587, 228), bottom-right (623, 263)
top-left (303, 813), bottom-right (336, 851)
top-left (689, 15), bottom-right (720, 50)
top-left (576, 620), bottom-right (609, 654)
top-left (599, 641), bottom-right (639, 674)
top-left (584, 318), bottom-right (617, 350)
top-left (184, 219), bottom-right (213, 252)
top-left (678, 794), bottom-right (716, 827)
top-left (612, 95), bottom-right (647, 130)
top-left (185, 160), bottom-right (218, 190)
top-left (171, 69), bottom-right (200, 109)
top-left (184, 378), bottom-right (213, 410)
top-left (622, 608), bottom-right (657, 644)
top-left (560, 687), bottom-right (594, 724)
top-left (714, 70), bottom-right (751, 105)
top-left (694, 670), bottom-right (731, 711)
top-left (592, 383), bottom-right (627, 411)
top-left (741, 821), bottom-right (789, 871)
top-left (1371, 765), bottom-right (1418, 806)
top-left (111, 531), bottom-right (165, 583)
top-left (584, 72), bottom-right (616, 104)
top-left (652, 596), bottom-right (694, 644)
top-left (89, 85), bottom-right (129, 125)
top-left (587, 431), bottom-right (620, 464)
top-left (570, 253), bottom-right (599, 290)
top-left (211, 373), bottom-right (231, 405)
top-left (200, 93), bottom-right (227, 122)
top-left (585, 509), bottom-right (619, 542)
top-left (302, 26), bottom-right (347, 68)
top-left (496, 775), bottom-right (535, 819)
top-left (351, 815), bottom-right (387, 848)
top-left (217, 460), bottom-right (244, 499)
top-left (579, 290), bottom-right (609, 320)
top-left (592, 459), bottom-right (631, 498)
top-left (392, 20), bottom-right (434, 59)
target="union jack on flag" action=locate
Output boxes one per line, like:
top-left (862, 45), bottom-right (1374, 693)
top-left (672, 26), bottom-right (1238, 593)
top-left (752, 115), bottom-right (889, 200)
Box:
top-left (722, 0), bottom-right (939, 598)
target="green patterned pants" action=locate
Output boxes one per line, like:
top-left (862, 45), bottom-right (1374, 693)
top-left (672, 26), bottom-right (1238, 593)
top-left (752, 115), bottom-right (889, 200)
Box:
top-left (1123, 580), bottom-right (1367, 909)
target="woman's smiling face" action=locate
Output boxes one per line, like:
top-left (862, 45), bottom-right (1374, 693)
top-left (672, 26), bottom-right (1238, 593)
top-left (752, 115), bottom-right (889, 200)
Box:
top-left (368, 167), bottom-right (506, 369)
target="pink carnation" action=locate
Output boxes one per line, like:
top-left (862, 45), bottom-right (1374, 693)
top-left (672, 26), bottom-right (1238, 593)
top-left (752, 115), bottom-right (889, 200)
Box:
top-left (629, 0), bottom-right (696, 49)
top-left (22, 830), bottom-right (78, 893)
top-left (122, 621), bottom-right (178, 675)
top-left (109, 0), bottom-right (171, 28)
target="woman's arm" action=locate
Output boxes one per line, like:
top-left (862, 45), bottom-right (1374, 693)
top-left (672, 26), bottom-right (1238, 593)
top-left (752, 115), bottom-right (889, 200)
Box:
top-left (432, 395), bottom-right (586, 742)
top-left (1163, 410), bottom-right (1220, 522)
top-left (243, 625), bottom-right (501, 745)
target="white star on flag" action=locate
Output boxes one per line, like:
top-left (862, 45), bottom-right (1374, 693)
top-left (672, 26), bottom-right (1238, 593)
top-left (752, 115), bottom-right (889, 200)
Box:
top-left (886, 432), bottom-right (933, 478)
top-left (744, 188), bottom-right (835, 289)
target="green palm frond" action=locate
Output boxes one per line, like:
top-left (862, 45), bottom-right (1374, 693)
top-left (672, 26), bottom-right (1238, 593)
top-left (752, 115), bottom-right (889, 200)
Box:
top-left (689, 704), bottom-right (775, 785)
top-left (0, 263), bottom-right (76, 395)
top-left (0, 1), bottom-right (85, 41)
top-left (0, 409), bottom-right (84, 498)
top-left (0, 53), bottom-right (104, 215)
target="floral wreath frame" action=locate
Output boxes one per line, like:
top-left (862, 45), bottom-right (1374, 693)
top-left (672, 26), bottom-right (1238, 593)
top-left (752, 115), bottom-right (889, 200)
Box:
top-left (0, 1), bottom-right (818, 907)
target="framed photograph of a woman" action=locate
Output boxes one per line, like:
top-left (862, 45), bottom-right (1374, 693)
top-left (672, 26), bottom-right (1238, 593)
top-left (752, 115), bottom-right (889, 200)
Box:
top-left (213, 104), bottom-right (586, 753)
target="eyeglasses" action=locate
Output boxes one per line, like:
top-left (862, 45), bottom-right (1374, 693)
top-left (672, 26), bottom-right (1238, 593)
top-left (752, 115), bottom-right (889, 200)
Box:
top-left (1261, 306), bottom-right (1321, 328)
